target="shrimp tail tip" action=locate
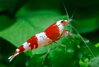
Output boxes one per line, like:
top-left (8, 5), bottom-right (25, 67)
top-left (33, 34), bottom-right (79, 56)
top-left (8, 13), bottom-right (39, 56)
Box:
top-left (8, 52), bottom-right (19, 62)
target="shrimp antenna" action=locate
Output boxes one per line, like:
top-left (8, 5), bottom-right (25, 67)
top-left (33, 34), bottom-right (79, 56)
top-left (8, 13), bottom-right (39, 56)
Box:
top-left (62, 2), bottom-right (95, 57)
top-left (63, 2), bottom-right (69, 19)
top-left (70, 9), bottom-right (77, 19)
top-left (69, 24), bottom-right (95, 57)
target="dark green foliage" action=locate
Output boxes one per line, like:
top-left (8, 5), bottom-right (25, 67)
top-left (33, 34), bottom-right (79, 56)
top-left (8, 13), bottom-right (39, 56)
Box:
top-left (0, 0), bottom-right (99, 67)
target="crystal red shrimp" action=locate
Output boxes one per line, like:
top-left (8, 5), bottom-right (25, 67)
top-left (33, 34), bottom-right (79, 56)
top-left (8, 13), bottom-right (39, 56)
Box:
top-left (8, 19), bottom-right (72, 62)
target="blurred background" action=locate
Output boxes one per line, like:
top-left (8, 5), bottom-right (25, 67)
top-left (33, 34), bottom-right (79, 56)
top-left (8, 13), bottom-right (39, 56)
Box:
top-left (0, 0), bottom-right (99, 67)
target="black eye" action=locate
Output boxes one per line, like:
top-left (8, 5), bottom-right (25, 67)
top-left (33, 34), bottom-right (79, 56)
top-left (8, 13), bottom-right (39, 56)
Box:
top-left (61, 21), bottom-right (64, 23)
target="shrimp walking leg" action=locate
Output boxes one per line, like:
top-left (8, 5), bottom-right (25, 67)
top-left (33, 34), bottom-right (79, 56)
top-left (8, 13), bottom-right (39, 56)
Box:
top-left (54, 41), bottom-right (66, 52)
top-left (42, 45), bottom-right (52, 64)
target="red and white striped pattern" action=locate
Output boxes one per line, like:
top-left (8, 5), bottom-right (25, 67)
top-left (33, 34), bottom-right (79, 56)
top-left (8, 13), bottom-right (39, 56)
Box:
top-left (16, 20), bottom-right (64, 53)
top-left (8, 20), bottom-right (65, 62)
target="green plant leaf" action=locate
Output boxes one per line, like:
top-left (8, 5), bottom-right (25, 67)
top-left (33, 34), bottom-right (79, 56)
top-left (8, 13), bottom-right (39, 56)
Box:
top-left (88, 56), bottom-right (99, 67)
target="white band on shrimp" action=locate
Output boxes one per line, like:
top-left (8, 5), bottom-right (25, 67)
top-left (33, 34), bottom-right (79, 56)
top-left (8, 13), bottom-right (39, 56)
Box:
top-left (36, 32), bottom-right (51, 47)
top-left (23, 42), bottom-right (31, 50)
top-left (56, 20), bottom-right (64, 34)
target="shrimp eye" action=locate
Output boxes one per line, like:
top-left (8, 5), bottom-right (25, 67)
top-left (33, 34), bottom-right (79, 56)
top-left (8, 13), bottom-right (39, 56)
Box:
top-left (61, 20), bottom-right (64, 23)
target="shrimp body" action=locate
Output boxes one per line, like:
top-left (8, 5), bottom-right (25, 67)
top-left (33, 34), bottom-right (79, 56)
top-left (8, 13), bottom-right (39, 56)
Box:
top-left (8, 19), bottom-right (71, 62)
